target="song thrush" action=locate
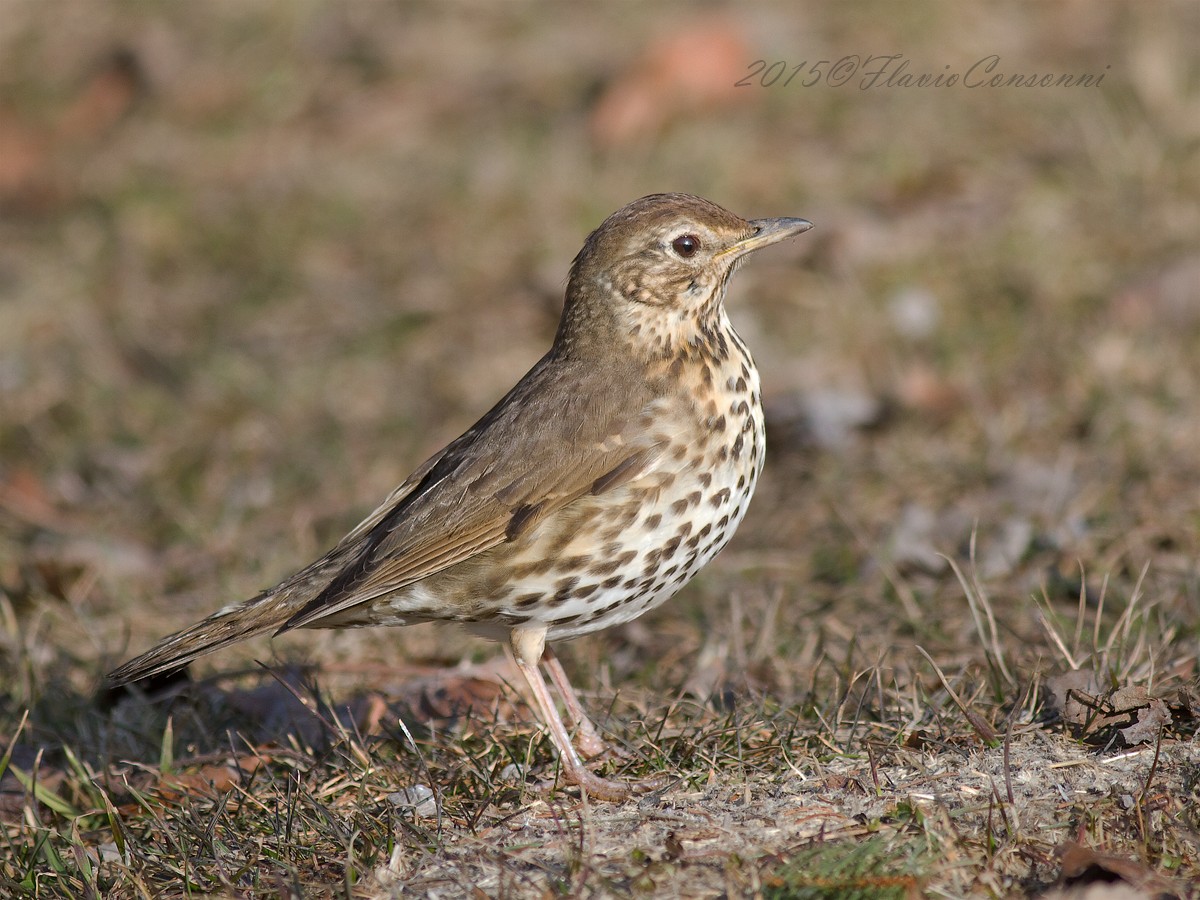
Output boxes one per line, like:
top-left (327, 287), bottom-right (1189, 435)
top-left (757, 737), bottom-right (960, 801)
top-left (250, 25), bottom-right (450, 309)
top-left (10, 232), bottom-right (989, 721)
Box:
top-left (109, 193), bottom-right (813, 800)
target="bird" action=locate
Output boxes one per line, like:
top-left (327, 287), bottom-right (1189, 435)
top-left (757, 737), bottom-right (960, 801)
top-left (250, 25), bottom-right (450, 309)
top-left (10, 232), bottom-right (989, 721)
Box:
top-left (109, 193), bottom-right (813, 800)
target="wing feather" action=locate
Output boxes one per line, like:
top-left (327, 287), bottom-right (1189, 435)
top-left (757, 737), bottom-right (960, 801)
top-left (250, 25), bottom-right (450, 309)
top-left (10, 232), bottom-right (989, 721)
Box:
top-left (281, 353), bottom-right (668, 630)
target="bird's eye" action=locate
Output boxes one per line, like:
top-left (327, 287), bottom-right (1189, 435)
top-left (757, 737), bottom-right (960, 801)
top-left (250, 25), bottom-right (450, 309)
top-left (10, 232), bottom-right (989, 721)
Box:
top-left (671, 234), bottom-right (701, 258)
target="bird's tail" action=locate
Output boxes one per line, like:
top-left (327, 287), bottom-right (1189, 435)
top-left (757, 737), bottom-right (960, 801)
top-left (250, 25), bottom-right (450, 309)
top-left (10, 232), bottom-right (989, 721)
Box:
top-left (107, 486), bottom-right (410, 686)
top-left (107, 593), bottom-right (291, 685)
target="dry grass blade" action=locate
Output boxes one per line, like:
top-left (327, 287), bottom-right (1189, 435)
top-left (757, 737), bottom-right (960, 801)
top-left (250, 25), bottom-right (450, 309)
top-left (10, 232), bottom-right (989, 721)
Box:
top-left (943, 539), bottom-right (1015, 689)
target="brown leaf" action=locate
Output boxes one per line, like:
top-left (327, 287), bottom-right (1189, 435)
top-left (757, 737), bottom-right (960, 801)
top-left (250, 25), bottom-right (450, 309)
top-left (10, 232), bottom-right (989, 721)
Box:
top-left (56, 49), bottom-right (144, 143)
top-left (1043, 670), bottom-right (1101, 726)
top-left (413, 673), bottom-right (510, 722)
top-left (0, 113), bottom-right (52, 205)
top-left (590, 18), bottom-right (749, 148)
top-left (1118, 699), bottom-right (1171, 746)
top-left (1044, 673), bottom-right (1178, 747)
top-left (1108, 685), bottom-right (1151, 711)
top-left (895, 363), bottom-right (963, 422)
top-left (1055, 841), bottom-right (1183, 899)
top-left (155, 753), bottom-right (269, 803)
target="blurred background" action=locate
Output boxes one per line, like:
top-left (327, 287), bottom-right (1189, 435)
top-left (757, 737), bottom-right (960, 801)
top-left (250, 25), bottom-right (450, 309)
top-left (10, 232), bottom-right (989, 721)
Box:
top-left (0, 2), bottom-right (1197, 697)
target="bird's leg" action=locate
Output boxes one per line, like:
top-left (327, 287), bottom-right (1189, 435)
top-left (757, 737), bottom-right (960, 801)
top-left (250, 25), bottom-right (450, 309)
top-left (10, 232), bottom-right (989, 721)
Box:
top-left (541, 646), bottom-right (627, 760)
top-left (510, 626), bottom-right (654, 801)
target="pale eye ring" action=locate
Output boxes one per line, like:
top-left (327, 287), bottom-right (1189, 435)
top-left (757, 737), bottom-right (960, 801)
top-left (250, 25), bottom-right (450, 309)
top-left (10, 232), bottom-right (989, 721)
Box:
top-left (671, 234), bottom-right (701, 258)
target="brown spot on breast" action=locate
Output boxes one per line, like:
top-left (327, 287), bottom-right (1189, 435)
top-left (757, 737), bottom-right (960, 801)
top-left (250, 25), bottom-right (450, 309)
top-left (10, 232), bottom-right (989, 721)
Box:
top-left (514, 593), bottom-right (542, 609)
top-left (546, 514), bottom-right (597, 557)
top-left (510, 558), bottom-right (556, 579)
top-left (483, 576), bottom-right (514, 600)
top-left (670, 499), bottom-right (689, 516)
top-left (556, 554), bottom-right (592, 573)
top-left (596, 598), bottom-right (625, 617)
top-left (550, 577), bottom-right (579, 606)
top-left (644, 513), bottom-right (662, 529)
top-left (686, 490), bottom-right (701, 507)
top-left (710, 487), bottom-right (731, 507)
top-left (590, 550), bottom-right (638, 576)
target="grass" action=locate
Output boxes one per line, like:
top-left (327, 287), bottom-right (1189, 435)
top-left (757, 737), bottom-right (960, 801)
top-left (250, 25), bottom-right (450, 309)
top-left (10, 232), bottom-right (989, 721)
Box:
top-left (2, 2), bottom-right (1199, 897)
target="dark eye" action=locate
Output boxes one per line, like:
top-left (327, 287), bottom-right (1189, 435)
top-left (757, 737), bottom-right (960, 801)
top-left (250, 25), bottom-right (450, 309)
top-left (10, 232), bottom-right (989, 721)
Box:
top-left (671, 234), bottom-right (701, 258)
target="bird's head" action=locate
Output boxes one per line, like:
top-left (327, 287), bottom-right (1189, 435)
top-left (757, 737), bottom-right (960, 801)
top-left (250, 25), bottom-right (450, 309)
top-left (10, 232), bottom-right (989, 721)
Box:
top-left (560, 193), bottom-right (812, 357)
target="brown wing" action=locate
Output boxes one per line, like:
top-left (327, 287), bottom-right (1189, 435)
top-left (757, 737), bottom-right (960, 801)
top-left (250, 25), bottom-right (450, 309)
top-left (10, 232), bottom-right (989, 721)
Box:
top-left (280, 351), bottom-right (667, 631)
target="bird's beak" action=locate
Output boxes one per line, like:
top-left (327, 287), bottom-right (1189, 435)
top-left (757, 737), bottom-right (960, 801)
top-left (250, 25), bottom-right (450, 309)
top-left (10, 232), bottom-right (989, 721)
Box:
top-left (719, 217), bottom-right (814, 260)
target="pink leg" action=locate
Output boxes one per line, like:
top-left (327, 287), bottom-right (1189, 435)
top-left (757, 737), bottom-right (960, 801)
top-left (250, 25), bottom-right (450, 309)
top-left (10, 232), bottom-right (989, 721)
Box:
top-left (541, 646), bottom-right (622, 760)
top-left (510, 626), bottom-right (640, 801)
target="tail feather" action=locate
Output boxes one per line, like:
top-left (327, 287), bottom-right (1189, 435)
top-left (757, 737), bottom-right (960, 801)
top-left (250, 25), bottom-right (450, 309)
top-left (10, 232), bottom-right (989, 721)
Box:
top-left (107, 593), bottom-right (286, 685)
top-left (108, 476), bottom-right (425, 686)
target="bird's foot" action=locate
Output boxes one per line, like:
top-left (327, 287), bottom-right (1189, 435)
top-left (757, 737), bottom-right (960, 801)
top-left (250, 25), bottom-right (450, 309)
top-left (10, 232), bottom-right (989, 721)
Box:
top-left (539, 755), bottom-right (672, 802)
top-left (572, 722), bottom-right (631, 762)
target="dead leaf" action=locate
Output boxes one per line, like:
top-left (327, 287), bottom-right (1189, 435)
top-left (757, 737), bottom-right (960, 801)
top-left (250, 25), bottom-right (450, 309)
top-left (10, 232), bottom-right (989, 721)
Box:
top-left (0, 111), bottom-right (52, 206)
top-left (1044, 670), bottom-right (1100, 724)
top-left (0, 49), bottom-right (141, 212)
top-left (1044, 673), bottom-right (1178, 747)
top-left (895, 363), bottom-right (963, 422)
top-left (412, 673), bottom-right (511, 722)
top-left (1118, 699), bottom-right (1171, 746)
top-left (155, 753), bottom-right (269, 803)
top-left (590, 18), bottom-right (749, 148)
top-left (1054, 841), bottom-right (1182, 899)
top-left (56, 49), bottom-right (144, 143)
